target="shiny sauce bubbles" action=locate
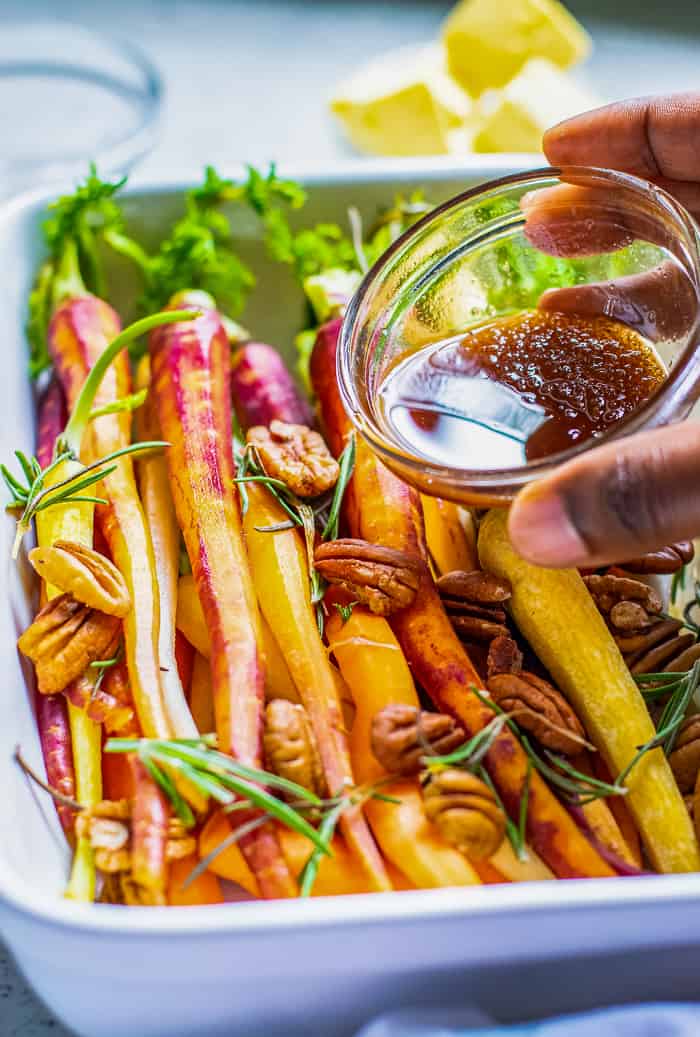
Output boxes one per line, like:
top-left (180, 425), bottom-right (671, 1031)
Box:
top-left (378, 310), bottom-right (666, 471)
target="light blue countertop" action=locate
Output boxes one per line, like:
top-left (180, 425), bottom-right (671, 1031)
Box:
top-left (1, 0), bottom-right (699, 1033)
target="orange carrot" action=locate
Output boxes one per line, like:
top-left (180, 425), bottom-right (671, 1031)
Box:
top-left (149, 295), bottom-right (295, 899)
top-left (311, 319), bottom-right (614, 880)
top-left (168, 854), bottom-right (224, 906)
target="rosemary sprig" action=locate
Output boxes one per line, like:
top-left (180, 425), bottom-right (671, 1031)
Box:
top-left (471, 686), bottom-right (628, 806)
top-left (116, 736), bottom-right (397, 897)
top-left (424, 713), bottom-right (512, 772)
top-left (299, 799), bottom-right (346, 896)
top-left (322, 433), bottom-right (356, 542)
top-left (105, 737), bottom-right (330, 853)
top-left (617, 659), bottom-right (700, 786)
top-left (421, 710), bottom-right (530, 860)
top-left (2, 310), bottom-right (198, 557)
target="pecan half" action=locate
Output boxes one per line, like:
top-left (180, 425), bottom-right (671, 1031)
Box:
top-left (583, 573), bottom-right (662, 619)
top-left (77, 800), bottom-right (195, 882)
top-left (314, 539), bottom-right (422, 616)
top-left (437, 570), bottom-right (512, 604)
top-left (669, 716), bottom-right (700, 794)
top-left (585, 572), bottom-right (700, 675)
top-left (247, 420), bottom-right (339, 498)
top-left (264, 699), bottom-right (324, 794)
top-left (487, 636), bottom-right (523, 678)
top-left (18, 594), bottom-right (122, 695)
top-left (487, 672), bottom-right (586, 755)
top-left (438, 569), bottom-right (511, 643)
top-left (371, 704), bottom-right (465, 776)
top-left (616, 541), bottom-right (695, 575)
top-left (28, 540), bottom-right (130, 617)
top-left (422, 768), bottom-right (505, 860)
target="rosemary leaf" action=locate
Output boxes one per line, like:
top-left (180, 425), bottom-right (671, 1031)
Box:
top-left (299, 799), bottom-right (344, 897)
top-left (322, 433), bottom-right (355, 542)
top-left (15, 450), bottom-right (36, 485)
top-left (140, 755), bottom-right (195, 828)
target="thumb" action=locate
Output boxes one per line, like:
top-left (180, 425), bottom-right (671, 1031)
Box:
top-left (508, 423), bottom-right (700, 569)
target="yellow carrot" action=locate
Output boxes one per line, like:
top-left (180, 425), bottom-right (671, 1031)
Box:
top-left (243, 483), bottom-right (391, 893)
top-left (479, 508), bottom-right (700, 874)
top-left (36, 461), bottom-right (101, 902)
top-left (421, 494), bottom-right (478, 575)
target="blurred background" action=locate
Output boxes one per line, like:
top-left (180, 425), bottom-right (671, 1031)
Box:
top-left (0, 0), bottom-right (699, 191)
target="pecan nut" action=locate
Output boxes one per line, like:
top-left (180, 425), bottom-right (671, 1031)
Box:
top-left (422, 768), bottom-right (505, 860)
top-left (585, 570), bottom-right (700, 675)
top-left (18, 594), bottom-right (122, 695)
top-left (314, 539), bottom-right (422, 616)
top-left (77, 800), bottom-right (195, 882)
top-left (371, 704), bottom-right (465, 776)
top-left (264, 699), bottom-right (325, 794)
top-left (437, 570), bottom-right (512, 604)
top-left (669, 715), bottom-right (700, 794)
top-left (583, 573), bottom-right (662, 620)
top-left (438, 569), bottom-right (511, 643)
top-left (247, 420), bottom-right (339, 498)
top-left (28, 540), bottom-right (130, 617)
top-left (487, 672), bottom-right (586, 755)
top-left (487, 636), bottom-right (523, 678)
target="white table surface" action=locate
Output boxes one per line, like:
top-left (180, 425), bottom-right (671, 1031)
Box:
top-left (1, 0), bottom-right (699, 1033)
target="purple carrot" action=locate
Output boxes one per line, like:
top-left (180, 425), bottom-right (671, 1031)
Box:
top-left (34, 378), bottom-right (76, 836)
top-left (36, 378), bottom-right (68, 469)
top-left (231, 341), bottom-right (313, 430)
top-left (35, 694), bottom-right (78, 838)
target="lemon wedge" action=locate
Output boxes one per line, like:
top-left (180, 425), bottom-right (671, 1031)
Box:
top-left (330, 44), bottom-right (472, 157)
top-left (443, 0), bottom-right (591, 97)
top-left (472, 58), bottom-right (597, 153)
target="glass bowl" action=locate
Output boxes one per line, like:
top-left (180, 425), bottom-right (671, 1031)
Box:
top-left (0, 22), bottom-right (162, 198)
top-left (338, 166), bottom-right (700, 506)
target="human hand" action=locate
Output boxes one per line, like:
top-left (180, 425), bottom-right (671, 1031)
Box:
top-left (509, 93), bottom-right (700, 569)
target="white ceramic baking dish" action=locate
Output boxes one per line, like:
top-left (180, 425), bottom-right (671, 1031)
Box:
top-left (3, 158), bottom-right (700, 1037)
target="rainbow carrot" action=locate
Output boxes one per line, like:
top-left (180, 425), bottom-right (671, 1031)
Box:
top-left (231, 341), bottom-right (313, 429)
top-left (49, 296), bottom-right (173, 741)
top-left (149, 294), bottom-right (296, 898)
top-left (34, 380), bottom-right (77, 838)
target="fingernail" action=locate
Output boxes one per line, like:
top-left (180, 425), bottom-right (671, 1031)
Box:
top-left (509, 489), bottom-right (588, 567)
